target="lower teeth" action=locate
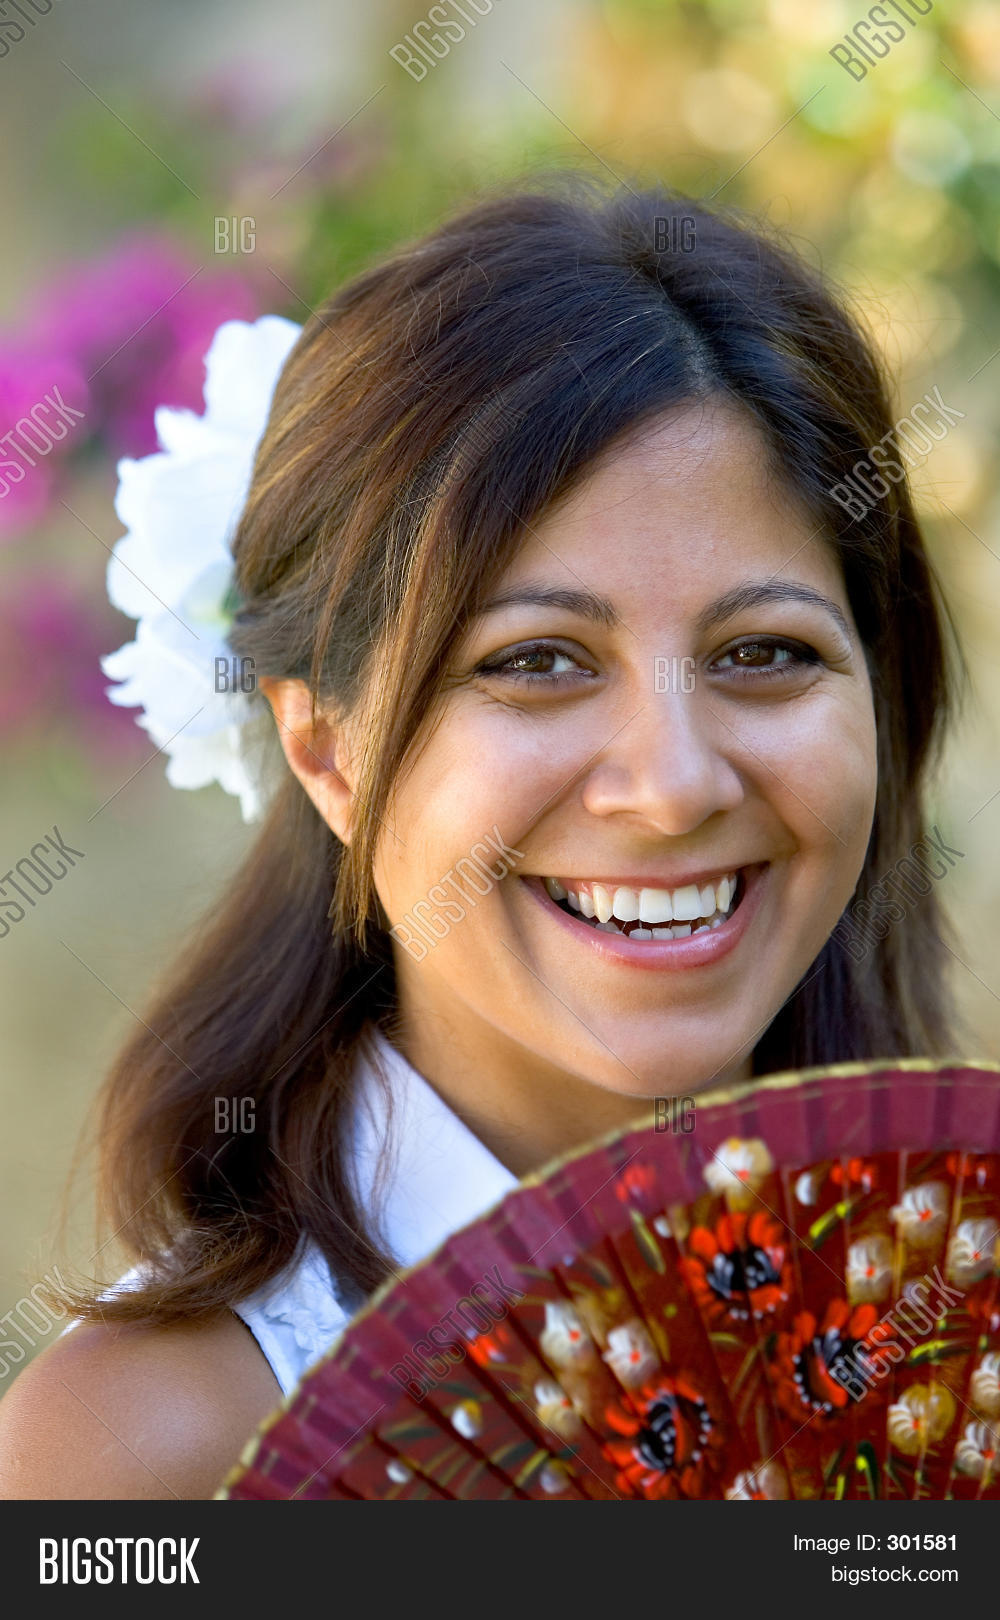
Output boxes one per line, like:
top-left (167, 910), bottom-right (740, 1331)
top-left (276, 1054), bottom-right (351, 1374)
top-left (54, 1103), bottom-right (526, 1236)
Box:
top-left (585, 908), bottom-right (733, 939)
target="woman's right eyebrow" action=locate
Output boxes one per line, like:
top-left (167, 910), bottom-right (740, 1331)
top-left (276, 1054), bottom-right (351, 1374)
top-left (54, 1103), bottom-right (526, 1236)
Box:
top-left (476, 585), bottom-right (620, 629)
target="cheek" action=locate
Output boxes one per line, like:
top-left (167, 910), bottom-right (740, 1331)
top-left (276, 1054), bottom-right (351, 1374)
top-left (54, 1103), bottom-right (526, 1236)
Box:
top-left (749, 687), bottom-right (877, 867)
top-left (373, 720), bottom-right (541, 917)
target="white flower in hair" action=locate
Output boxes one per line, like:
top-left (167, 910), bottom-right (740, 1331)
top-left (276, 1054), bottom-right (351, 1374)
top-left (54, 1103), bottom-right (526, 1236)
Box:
top-left (101, 314), bottom-right (302, 821)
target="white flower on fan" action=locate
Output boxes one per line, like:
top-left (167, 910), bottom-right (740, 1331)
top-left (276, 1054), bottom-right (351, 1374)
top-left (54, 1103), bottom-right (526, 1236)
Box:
top-left (889, 1182), bottom-right (950, 1248)
top-left (533, 1378), bottom-right (581, 1441)
top-left (846, 1234), bottom-right (894, 1305)
top-left (970, 1352), bottom-right (1000, 1419)
top-left (725, 1462), bottom-right (788, 1500)
top-left (654, 1206), bottom-right (689, 1243)
top-left (946, 1218), bottom-right (999, 1287)
top-left (101, 314), bottom-right (302, 822)
top-left (449, 1399), bottom-right (483, 1439)
top-left (538, 1460), bottom-right (571, 1494)
top-left (703, 1138), bottom-right (773, 1206)
top-left (887, 1383), bottom-right (955, 1455)
top-left (539, 1301), bottom-right (597, 1369)
top-left (794, 1169), bottom-right (822, 1206)
top-left (602, 1320), bottom-right (660, 1388)
top-left (954, 1419), bottom-right (999, 1480)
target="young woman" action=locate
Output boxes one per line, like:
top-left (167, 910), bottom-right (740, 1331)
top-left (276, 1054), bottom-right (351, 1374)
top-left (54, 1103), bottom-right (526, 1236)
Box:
top-left (0, 177), bottom-right (957, 1498)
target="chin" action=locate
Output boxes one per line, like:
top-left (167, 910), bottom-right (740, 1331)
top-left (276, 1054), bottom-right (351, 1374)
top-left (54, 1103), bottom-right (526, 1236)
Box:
top-left (568, 1034), bottom-right (759, 1100)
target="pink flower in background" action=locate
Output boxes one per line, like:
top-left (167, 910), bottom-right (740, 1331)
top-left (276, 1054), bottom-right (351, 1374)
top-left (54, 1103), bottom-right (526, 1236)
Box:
top-left (0, 232), bottom-right (260, 543)
top-left (0, 347), bottom-right (89, 536)
top-left (0, 574), bottom-right (139, 754)
top-left (33, 233), bottom-right (259, 456)
top-left (0, 231), bottom-right (261, 740)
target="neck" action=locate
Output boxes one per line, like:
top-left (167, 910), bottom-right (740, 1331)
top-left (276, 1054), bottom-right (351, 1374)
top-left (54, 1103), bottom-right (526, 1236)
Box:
top-left (386, 1011), bottom-right (748, 1179)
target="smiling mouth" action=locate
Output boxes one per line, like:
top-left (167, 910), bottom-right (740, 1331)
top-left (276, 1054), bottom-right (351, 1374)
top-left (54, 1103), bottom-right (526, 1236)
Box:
top-left (538, 870), bottom-right (749, 941)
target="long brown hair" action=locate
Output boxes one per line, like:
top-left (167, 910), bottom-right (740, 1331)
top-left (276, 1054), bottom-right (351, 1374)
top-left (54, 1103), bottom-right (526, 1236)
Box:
top-left (69, 175), bottom-right (960, 1323)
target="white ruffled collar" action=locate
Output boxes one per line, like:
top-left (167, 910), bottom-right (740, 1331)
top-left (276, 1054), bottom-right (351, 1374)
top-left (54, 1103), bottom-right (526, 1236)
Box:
top-left (349, 1023), bottom-right (518, 1272)
top-left (235, 1024), bottom-right (518, 1379)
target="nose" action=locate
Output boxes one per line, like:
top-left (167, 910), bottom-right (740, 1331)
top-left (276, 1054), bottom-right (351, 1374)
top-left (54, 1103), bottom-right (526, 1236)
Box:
top-left (579, 691), bottom-right (745, 836)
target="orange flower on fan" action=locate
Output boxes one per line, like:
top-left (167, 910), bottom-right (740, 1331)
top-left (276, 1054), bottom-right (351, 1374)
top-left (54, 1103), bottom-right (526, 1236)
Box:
top-left (946, 1152), bottom-right (996, 1190)
top-left (769, 1299), bottom-right (898, 1421)
top-left (680, 1210), bottom-right (791, 1325)
top-left (830, 1157), bottom-right (877, 1194)
top-left (615, 1163), bottom-right (658, 1204)
top-left (465, 1321), bottom-right (517, 1368)
top-left (965, 1293), bottom-right (1000, 1336)
top-left (601, 1374), bottom-right (723, 1499)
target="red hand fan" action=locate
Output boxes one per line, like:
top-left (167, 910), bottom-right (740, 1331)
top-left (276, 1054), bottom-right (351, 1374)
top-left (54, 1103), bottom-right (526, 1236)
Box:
top-left (222, 1059), bottom-right (1000, 1501)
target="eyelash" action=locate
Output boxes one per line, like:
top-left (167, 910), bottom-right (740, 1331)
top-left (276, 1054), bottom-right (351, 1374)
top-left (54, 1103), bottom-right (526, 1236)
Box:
top-left (473, 637), bottom-right (822, 687)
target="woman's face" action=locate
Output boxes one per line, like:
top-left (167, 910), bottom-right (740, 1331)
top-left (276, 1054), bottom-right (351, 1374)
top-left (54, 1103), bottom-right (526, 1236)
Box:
top-left (373, 401), bottom-right (877, 1102)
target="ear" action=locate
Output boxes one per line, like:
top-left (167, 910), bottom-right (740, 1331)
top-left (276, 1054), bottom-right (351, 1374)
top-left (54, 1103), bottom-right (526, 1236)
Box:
top-left (258, 677), bottom-right (358, 845)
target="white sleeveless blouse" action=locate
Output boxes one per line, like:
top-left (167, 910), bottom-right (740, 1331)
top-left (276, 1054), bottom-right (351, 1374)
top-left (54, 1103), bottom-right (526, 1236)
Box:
top-left (229, 1026), bottom-right (517, 1397)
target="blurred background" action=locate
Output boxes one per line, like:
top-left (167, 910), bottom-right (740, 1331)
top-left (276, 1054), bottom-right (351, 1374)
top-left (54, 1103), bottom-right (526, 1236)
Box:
top-left (3, 0), bottom-right (1000, 1367)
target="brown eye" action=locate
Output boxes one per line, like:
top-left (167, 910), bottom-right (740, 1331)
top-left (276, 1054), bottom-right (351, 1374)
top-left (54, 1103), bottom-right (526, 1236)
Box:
top-left (712, 638), bottom-right (820, 681)
top-left (474, 642), bottom-right (589, 685)
top-left (509, 648), bottom-right (558, 674)
top-left (733, 642), bottom-right (781, 667)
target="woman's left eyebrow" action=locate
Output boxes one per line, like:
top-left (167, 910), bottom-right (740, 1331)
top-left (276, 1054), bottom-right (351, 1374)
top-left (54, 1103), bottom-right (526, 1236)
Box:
top-left (697, 580), bottom-right (852, 639)
top-left (476, 585), bottom-right (620, 629)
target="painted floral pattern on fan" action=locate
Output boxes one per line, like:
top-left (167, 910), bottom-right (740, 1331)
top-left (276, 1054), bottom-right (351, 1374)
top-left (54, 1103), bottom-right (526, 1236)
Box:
top-left (222, 1060), bottom-right (1000, 1501)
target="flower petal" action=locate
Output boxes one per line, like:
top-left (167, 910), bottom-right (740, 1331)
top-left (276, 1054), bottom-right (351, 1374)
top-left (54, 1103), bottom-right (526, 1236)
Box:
top-left (102, 314), bottom-right (302, 820)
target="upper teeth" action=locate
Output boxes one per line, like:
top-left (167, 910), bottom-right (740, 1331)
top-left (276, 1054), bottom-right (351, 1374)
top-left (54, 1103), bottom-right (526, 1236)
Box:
top-left (543, 874), bottom-right (738, 925)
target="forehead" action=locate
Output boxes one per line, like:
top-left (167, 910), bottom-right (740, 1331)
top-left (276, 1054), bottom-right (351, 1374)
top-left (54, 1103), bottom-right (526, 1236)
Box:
top-left (503, 399), bottom-right (846, 609)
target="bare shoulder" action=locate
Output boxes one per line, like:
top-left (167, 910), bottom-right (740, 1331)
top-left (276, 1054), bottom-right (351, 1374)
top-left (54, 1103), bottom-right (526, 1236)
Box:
top-left (0, 1311), bottom-right (282, 1500)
